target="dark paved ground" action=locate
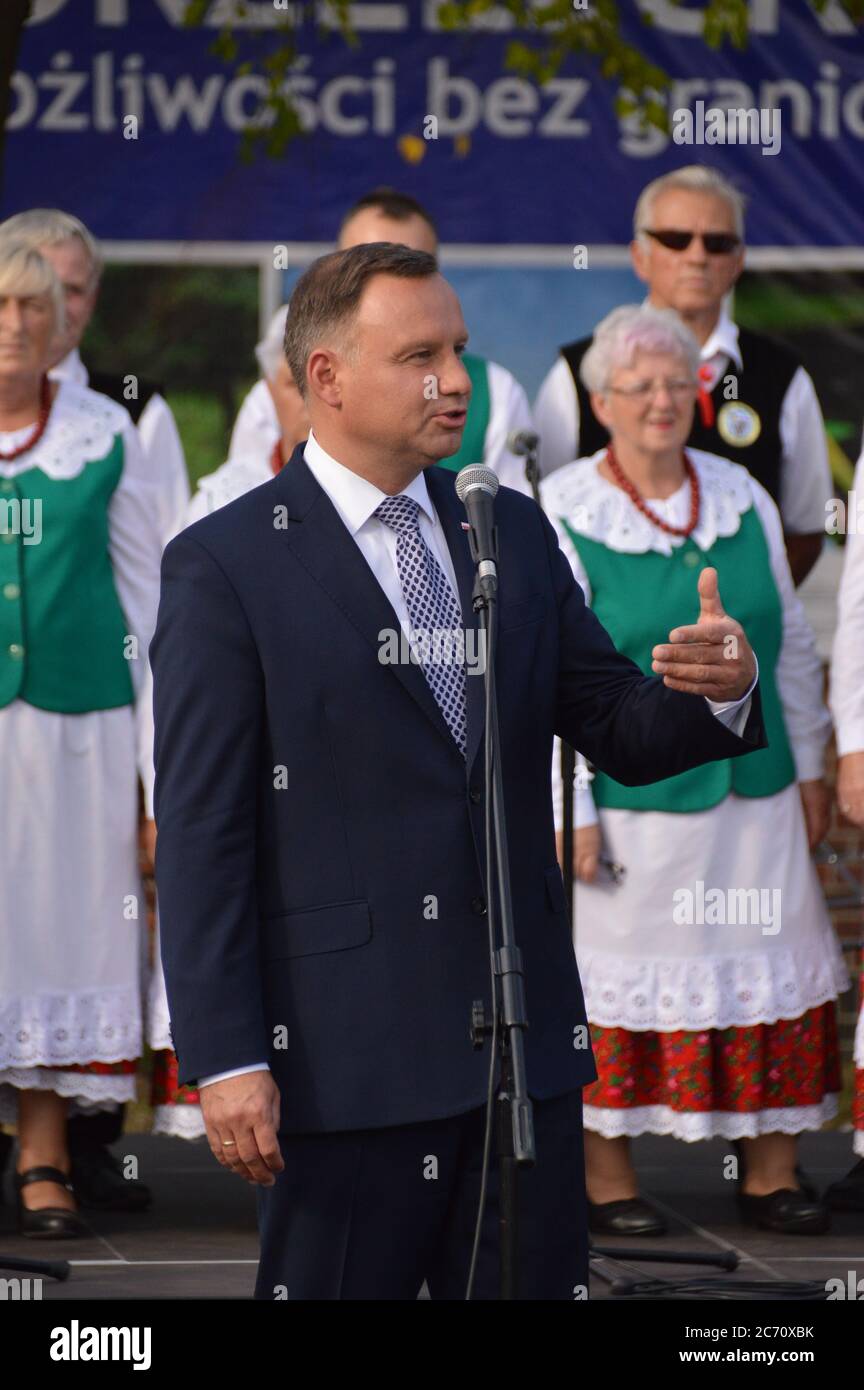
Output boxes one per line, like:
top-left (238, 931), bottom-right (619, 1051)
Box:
top-left (0, 1130), bottom-right (861, 1300)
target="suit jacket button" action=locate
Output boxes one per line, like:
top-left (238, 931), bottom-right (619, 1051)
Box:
top-left (469, 786), bottom-right (481, 804)
top-left (470, 896), bottom-right (487, 916)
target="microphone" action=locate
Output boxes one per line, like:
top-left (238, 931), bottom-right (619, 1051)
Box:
top-left (455, 464), bottom-right (499, 600)
top-left (506, 429), bottom-right (539, 456)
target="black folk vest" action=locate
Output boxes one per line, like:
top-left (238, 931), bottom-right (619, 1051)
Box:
top-left (559, 326), bottom-right (800, 507)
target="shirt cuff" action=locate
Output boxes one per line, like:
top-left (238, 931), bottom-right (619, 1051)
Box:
top-left (198, 1064), bottom-right (270, 1088)
top-left (704, 658), bottom-right (759, 736)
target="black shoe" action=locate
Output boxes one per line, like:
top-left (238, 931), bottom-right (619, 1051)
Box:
top-left (731, 1140), bottom-right (819, 1201)
top-left (737, 1186), bottom-right (830, 1235)
top-left (69, 1145), bottom-right (152, 1212)
top-left (15, 1165), bottom-right (90, 1239)
top-left (825, 1158), bottom-right (864, 1213)
top-left (588, 1196), bottom-right (667, 1237)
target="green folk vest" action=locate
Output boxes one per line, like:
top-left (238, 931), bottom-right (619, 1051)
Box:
top-left (0, 436), bottom-right (135, 713)
top-left (559, 505), bottom-right (796, 812)
top-left (436, 352), bottom-right (491, 473)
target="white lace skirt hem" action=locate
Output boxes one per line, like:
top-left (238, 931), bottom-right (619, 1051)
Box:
top-left (151, 1104), bottom-right (207, 1141)
top-left (579, 942), bottom-right (850, 1032)
top-left (0, 988), bottom-right (142, 1068)
top-left (0, 1067), bottom-right (136, 1123)
top-left (584, 1095), bottom-right (838, 1142)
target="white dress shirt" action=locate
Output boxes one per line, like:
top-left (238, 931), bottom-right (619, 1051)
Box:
top-left (533, 305), bottom-right (832, 535)
top-left (50, 348), bottom-right (190, 546)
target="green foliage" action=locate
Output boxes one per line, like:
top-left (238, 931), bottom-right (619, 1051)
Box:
top-left (181, 0), bottom-right (864, 159)
top-left (168, 389), bottom-right (239, 486)
top-left (84, 263), bottom-right (259, 476)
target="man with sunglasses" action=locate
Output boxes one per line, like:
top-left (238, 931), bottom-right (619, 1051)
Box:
top-left (534, 165), bottom-right (832, 584)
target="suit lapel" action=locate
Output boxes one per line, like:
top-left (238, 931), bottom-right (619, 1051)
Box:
top-left (271, 450), bottom-right (465, 762)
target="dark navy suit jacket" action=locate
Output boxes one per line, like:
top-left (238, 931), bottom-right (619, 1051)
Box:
top-left (150, 444), bottom-right (766, 1133)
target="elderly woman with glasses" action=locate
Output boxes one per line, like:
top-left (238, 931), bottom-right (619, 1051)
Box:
top-left (542, 303), bottom-right (848, 1239)
top-left (0, 240), bottom-right (161, 1235)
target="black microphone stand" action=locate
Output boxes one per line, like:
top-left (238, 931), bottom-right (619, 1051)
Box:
top-left (466, 537), bottom-right (535, 1302)
top-left (523, 441), bottom-right (541, 506)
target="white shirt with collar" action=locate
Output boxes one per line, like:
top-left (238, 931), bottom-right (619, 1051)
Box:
top-left (533, 303), bottom-right (832, 535)
top-left (50, 348), bottom-right (189, 546)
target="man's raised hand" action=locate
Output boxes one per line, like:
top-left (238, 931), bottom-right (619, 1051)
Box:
top-left (650, 567), bottom-right (756, 702)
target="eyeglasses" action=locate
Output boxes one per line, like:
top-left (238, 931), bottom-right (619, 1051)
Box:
top-left (607, 379), bottom-right (697, 400)
top-left (642, 229), bottom-right (741, 255)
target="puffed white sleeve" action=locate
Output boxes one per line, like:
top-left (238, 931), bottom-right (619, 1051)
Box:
top-left (228, 380), bottom-right (279, 460)
top-left (482, 362), bottom-right (535, 497)
top-left (749, 474), bottom-right (831, 780)
top-left (829, 447), bottom-right (864, 756)
top-left (778, 366), bottom-right (833, 536)
top-left (533, 357), bottom-right (581, 481)
top-left (137, 393), bottom-right (190, 546)
top-left (543, 499), bottom-right (598, 831)
top-left (108, 420), bottom-right (165, 809)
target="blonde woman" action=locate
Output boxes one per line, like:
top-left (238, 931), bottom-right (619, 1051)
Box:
top-left (0, 241), bottom-right (161, 1235)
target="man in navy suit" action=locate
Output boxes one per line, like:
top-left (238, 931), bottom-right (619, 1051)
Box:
top-left (150, 243), bottom-right (763, 1300)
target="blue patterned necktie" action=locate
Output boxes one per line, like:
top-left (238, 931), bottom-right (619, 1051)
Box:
top-left (375, 494), bottom-right (467, 757)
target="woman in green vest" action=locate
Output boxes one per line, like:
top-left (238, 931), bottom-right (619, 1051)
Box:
top-left (0, 241), bottom-right (162, 1236)
top-left (542, 304), bottom-right (848, 1239)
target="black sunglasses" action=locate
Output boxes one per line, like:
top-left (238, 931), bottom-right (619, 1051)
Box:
top-left (643, 229), bottom-right (741, 255)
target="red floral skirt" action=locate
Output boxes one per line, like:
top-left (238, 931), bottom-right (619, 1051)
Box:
top-left (585, 1002), bottom-right (840, 1114)
top-left (150, 1050), bottom-right (200, 1110)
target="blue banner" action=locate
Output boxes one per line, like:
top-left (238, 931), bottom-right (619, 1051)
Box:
top-left (4, 0), bottom-right (864, 245)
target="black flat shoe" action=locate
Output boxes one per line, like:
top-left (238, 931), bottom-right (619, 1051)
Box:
top-left (737, 1186), bottom-right (829, 1235)
top-left (824, 1158), bottom-right (864, 1213)
top-left (731, 1139), bottom-right (818, 1201)
top-left (70, 1145), bottom-right (151, 1212)
top-left (15, 1165), bottom-right (90, 1239)
top-left (588, 1196), bottom-right (667, 1237)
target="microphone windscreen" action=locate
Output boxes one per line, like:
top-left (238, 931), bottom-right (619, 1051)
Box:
top-left (506, 429), bottom-right (540, 455)
top-left (455, 465), bottom-right (499, 504)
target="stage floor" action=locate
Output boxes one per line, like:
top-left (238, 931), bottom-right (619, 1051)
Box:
top-left (1, 1130), bottom-right (861, 1301)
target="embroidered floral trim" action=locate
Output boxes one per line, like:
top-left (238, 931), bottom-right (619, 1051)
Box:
top-left (0, 1068), bottom-right (135, 1123)
top-left (0, 989), bottom-right (142, 1067)
top-left (195, 454), bottom-right (272, 515)
top-left (542, 447), bottom-right (754, 556)
top-left (151, 1104), bottom-right (207, 1141)
top-left (0, 380), bottom-right (128, 480)
top-left (584, 1096), bottom-right (838, 1141)
top-left (578, 941), bottom-right (850, 1031)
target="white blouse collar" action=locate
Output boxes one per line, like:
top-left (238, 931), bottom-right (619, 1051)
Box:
top-left (540, 447), bottom-right (754, 557)
top-left (0, 379), bottom-right (129, 479)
